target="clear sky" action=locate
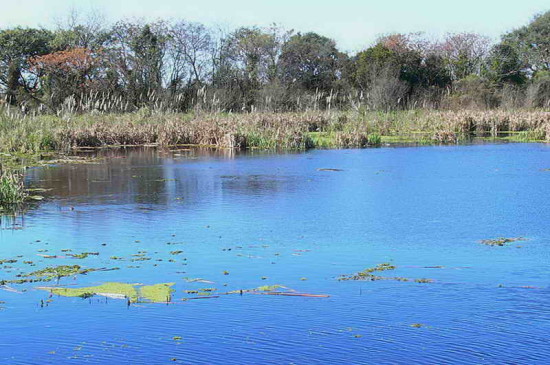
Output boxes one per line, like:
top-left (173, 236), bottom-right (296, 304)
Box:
top-left (1, 0), bottom-right (548, 52)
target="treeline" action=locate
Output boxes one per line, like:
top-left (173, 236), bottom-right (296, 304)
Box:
top-left (0, 11), bottom-right (549, 114)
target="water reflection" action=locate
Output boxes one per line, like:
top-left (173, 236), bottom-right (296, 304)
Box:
top-left (26, 147), bottom-right (303, 206)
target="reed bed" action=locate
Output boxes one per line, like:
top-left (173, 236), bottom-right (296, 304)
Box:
top-left (0, 109), bottom-right (548, 158)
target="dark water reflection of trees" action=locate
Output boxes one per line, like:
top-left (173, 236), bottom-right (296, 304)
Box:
top-left (25, 147), bottom-right (302, 207)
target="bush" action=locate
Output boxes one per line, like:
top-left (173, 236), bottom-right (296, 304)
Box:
top-left (442, 75), bottom-right (498, 109)
top-left (526, 71), bottom-right (550, 108)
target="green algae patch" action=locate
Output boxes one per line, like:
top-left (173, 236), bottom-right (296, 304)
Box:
top-left (25, 265), bottom-right (99, 282)
top-left (43, 283), bottom-right (139, 302)
top-left (226, 284), bottom-right (287, 294)
top-left (139, 283), bottom-right (175, 303)
top-left (339, 263), bottom-right (397, 281)
top-left (39, 282), bottom-right (175, 303)
top-left (68, 252), bottom-right (99, 259)
top-left (339, 263), bottom-right (434, 283)
top-left (254, 284), bottom-right (285, 292)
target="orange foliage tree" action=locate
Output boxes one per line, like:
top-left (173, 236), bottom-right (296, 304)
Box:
top-left (29, 48), bottom-right (104, 108)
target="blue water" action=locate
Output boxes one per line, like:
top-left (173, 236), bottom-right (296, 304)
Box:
top-left (1, 143), bottom-right (549, 364)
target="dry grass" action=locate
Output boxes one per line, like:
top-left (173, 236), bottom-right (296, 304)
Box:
top-left (0, 108), bottom-right (548, 158)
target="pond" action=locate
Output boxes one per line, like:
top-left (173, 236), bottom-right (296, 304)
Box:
top-left (1, 143), bottom-right (549, 364)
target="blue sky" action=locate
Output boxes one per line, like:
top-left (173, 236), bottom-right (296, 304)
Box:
top-left (1, 0), bottom-right (548, 52)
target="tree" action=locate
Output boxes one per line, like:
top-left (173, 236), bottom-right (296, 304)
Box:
top-left (29, 48), bottom-right (102, 109)
top-left (484, 43), bottom-right (526, 84)
top-left (279, 32), bottom-right (340, 92)
top-left (436, 33), bottom-right (491, 80)
top-left (210, 26), bottom-right (287, 110)
top-left (0, 28), bottom-right (53, 105)
top-left (108, 21), bottom-right (169, 106)
top-left (503, 11), bottom-right (550, 72)
top-left (169, 21), bottom-right (213, 88)
top-left (353, 43), bottom-right (398, 90)
top-left (50, 10), bottom-right (110, 51)
top-left (225, 27), bottom-right (278, 86)
top-left (353, 34), bottom-right (451, 109)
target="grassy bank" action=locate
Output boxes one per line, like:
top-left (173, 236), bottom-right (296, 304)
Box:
top-left (1, 109), bottom-right (548, 161)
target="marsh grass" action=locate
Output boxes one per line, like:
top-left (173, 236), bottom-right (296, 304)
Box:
top-left (0, 169), bottom-right (27, 209)
top-left (0, 108), bottom-right (548, 160)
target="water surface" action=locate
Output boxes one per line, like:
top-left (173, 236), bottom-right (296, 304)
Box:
top-left (1, 144), bottom-right (549, 364)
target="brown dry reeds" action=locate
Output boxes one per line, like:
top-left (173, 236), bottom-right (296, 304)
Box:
top-left (1, 108), bottom-right (549, 158)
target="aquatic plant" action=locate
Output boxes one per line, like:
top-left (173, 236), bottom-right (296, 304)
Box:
top-left (1, 109), bottom-right (548, 164)
top-left (480, 237), bottom-right (527, 246)
top-left (225, 284), bottom-right (329, 298)
top-left (139, 283), bottom-right (175, 302)
top-left (339, 263), bottom-right (434, 284)
top-left (25, 265), bottom-right (98, 282)
top-left (367, 133), bottom-right (382, 146)
top-left (39, 282), bottom-right (175, 303)
top-left (41, 282), bottom-right (139, 302)
top-left (0, 169), bottom-right (27, 209)
top-left (68, 252), bottom-right (99, 259)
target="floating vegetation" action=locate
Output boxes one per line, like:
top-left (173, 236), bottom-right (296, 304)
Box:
top-left (364, 263), bottom-right (396, 273)
top-left (226, 284), bottom-right (329, 298)
top-left (254, 285), bottom-right (285, 292)
top-left (0, 259), bottom-right (18, 265)
top-left (317, 168), bottom-right (344, 172)
top-left (40, 282), bottom-right (138, 302)
top-left (0, 265), bottom-right (118, 285)
top-left (139, 283), bottom-right (175, 303)
top-left (480, 237), bottom-right (527, 246)
top-left (225, 285), bottom-right (284, 295)
top-left (183, 278), bottom-right (214, 284)
top-left (414, 278), bottom-right (434, 283)
top-left (169, 251), bottom-right (183, 255)
top-left (252, 292), bottom-right (330, 298)
top-left (25, 265), bottom-right (99, 282)
top-left (38, 282), bottom-right (175, 303)
top-left (131, 257), bottom-right (151, 262)
top-left (68, 252), bottom-right (99, 259)
top-left (339, 263), bottom-right (434, 284)
top-left (184, 286), bottom-right (218, 297)
top-left (410, 323), bottom-right (425, 328)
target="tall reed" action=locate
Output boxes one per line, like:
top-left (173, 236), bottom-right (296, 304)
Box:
top-left (0, 168), bottom-right (27, 208)
top-left (0, 107), bottom-right (548, 156)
